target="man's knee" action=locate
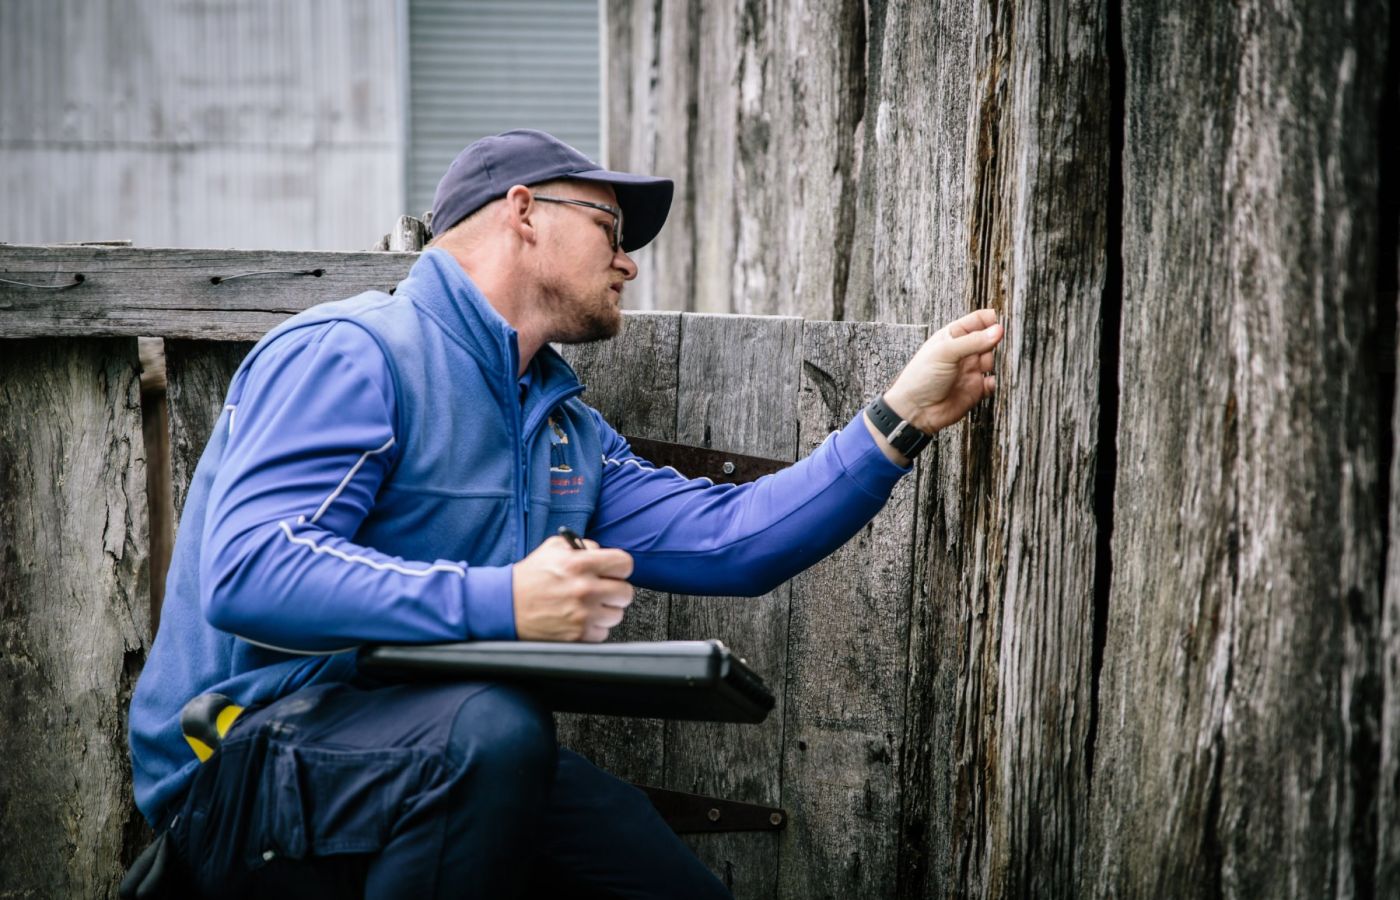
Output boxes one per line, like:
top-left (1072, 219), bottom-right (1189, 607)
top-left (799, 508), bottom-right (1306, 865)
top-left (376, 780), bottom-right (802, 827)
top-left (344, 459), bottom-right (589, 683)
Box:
top-left (446, 684), bottom-right (557, 789)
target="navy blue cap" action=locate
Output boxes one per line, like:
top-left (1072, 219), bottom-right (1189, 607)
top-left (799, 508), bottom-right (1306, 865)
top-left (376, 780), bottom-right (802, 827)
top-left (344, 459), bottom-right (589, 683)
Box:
top-left (430, 129), bottom-right (674, 252)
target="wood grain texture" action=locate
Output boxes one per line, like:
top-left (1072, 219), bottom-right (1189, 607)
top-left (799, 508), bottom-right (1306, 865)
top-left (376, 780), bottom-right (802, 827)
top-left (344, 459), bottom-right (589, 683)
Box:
top-left (555, 312), bottom-right (682, 785)
top-left (605, 0), bottom-right (867, 321)
top-left (932, 2), bottom-right (1110, 896)
top-left (844, 0), bottom-right (973, 328)
top-left (1383, 283), bottom-right (1400, 888)
top-left (0, 245), bottom-right (415, 340)
top-left (164, 341), bottom-right (254, 521)
top-left (1089, 1), bottom-right (1389, 895)
top-left (388, 215), bottom-right (429, 253)
top-left (0, 338), bottom-right (151, 897)
top-left (777, 320), bottom-right (925, 897)
top-left (667, 311), bottom-right (801, 896)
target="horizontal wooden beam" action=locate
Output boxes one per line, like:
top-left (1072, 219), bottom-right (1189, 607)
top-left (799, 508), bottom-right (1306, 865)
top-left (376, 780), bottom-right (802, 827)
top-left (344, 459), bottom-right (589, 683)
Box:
top-left (0, 245), bottom-right (419, 340)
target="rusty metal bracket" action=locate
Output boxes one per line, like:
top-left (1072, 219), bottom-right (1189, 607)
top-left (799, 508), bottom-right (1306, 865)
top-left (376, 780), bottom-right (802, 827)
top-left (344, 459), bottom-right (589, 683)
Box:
top-left (620, 435), bottom-right (787, 485)
top-left (636, 784), bottom-right (788, 833)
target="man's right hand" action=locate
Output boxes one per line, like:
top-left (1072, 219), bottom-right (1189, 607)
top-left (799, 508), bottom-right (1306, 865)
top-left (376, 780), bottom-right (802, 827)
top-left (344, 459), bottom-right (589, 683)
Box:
top-left (512, 535), bottom-right (635, 642)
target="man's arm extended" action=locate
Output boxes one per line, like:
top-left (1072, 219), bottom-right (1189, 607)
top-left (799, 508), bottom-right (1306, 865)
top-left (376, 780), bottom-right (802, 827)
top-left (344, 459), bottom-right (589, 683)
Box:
top-left (580, 309), bottom-right (1004, 596)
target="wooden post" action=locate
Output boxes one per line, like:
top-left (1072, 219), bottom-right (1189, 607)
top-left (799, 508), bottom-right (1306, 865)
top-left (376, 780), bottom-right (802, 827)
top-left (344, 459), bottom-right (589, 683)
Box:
top-left (778, 320), bottom-right (926, 895)
top-left (1089, 1), bottom-right (1390, 895)
top-left (0, 338), bottom-right (151, 895)
top-left (666, 312), bottom-right (802, 894)
top-left (165, 341), bottom-right (256, 521)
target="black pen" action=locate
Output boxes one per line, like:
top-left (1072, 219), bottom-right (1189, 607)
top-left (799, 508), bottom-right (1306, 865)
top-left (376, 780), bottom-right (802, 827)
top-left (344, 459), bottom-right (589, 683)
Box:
top-left (558, 526), bottom-right (587, 550)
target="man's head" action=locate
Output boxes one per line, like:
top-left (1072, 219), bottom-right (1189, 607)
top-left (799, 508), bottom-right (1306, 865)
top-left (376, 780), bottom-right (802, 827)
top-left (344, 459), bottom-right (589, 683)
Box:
top-left (427, 130), bottom-right (673, 344)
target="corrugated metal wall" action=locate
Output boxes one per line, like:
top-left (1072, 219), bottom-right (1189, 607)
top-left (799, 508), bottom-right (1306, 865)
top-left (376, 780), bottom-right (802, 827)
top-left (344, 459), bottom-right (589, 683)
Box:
top-left (405, 0), bottom-right (602, 222)
top-left (0, 0), bottom-right (403, 250)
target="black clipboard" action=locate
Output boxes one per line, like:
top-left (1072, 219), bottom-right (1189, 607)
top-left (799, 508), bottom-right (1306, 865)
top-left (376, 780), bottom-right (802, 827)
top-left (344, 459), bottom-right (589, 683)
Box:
top-left (356, 640), bottom-right (775, 724)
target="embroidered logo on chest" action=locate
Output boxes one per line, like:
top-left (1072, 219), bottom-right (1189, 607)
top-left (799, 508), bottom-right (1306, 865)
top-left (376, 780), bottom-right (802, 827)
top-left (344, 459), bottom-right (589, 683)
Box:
top-left (548, 416), bottom-right (585, 495)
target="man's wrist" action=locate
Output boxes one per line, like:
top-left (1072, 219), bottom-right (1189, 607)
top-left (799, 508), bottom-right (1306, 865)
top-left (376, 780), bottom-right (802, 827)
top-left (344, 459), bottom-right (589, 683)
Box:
top-left (863, 410), bottom-right (912, 467)
top-left (864, 393), bottom-right (933, 463)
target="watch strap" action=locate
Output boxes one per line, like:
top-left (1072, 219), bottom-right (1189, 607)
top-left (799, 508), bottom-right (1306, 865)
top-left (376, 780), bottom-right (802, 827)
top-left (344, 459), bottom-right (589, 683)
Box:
top-left (865, 394), bottom-right (932, 459)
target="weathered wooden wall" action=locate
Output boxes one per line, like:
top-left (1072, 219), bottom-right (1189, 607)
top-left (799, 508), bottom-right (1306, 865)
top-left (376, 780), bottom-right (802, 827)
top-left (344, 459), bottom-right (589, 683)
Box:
top-left (609, 0), bottom-right (1394, 897)
top-left (0, 338), bottom-right (151, 896)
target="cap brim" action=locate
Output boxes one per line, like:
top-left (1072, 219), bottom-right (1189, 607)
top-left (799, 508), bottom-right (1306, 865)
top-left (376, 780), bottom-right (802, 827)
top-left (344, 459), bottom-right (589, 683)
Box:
top-left (570, 170), bottom-right (674, 252)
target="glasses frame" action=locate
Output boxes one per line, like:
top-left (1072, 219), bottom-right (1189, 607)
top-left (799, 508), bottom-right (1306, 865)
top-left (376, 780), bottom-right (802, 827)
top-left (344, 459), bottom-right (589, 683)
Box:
top-left (532, 194), bottom-right (625, 253)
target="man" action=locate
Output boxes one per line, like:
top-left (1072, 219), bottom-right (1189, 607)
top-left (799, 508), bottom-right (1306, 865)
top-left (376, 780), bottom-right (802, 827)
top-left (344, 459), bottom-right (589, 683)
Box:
top-left (128, 130), bottom-right (1004, 897)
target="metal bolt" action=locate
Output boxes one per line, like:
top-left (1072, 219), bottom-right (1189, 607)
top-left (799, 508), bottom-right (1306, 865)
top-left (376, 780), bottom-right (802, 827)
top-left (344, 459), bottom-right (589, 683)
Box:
top-left (769, 812), bottom-right (784, 827)
top-left (721, 461), bottom-right (736, 475)
top-left (708, 807), bottom-right (722, 822)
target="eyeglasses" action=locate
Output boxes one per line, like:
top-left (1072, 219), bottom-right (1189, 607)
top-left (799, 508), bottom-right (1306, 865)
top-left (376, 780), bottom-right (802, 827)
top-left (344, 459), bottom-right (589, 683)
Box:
top-left (533, 195), bottom-right (624, 253)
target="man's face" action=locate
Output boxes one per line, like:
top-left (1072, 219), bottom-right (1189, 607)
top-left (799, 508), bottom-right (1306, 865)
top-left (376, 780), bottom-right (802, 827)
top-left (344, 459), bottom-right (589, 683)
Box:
top-left (531, 181), bottom-right (639, 344)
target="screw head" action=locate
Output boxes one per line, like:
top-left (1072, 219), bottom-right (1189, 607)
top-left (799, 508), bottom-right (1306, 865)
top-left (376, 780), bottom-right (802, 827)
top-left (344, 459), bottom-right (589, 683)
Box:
top-left (707, 807), bottom-right (722, 822)
top-left (721, 461), bottom-right (736, 475)
top-left (769, 812), bottom-right (784, 826)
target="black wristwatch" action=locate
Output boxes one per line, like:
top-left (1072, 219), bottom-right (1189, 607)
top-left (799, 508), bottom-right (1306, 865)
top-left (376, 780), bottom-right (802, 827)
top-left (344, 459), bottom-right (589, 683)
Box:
top-left (865, 394), bottom-right (933, 459)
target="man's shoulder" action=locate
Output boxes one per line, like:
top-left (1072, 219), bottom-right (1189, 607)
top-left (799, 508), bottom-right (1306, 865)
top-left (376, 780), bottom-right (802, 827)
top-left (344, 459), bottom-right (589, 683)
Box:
top-left (235, 294), bottom-right (405, 392)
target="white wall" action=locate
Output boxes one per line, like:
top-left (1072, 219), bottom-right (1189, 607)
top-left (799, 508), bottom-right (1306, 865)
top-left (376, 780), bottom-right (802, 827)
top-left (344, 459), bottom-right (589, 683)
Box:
top-left (0, 0), bottom-right (404, 251)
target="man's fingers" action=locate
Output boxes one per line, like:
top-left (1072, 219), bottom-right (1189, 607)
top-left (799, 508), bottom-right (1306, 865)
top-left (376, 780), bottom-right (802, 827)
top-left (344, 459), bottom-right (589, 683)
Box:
top-left (938, 322), bottom-right (1004, 362)
top-left (944, 308), bottom-right (999, 338)
top-left (595, 579), bottom-right (635, 609)
top-left (593, 604), bottom-right (626, 629)
top-left (557, 543), bottom-right (634, 580)
top-left (584, 547), bottom-right (634, 579)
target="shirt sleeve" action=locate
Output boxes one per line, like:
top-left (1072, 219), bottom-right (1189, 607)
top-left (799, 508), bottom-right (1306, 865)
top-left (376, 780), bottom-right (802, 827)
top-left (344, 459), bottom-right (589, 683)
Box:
top-left (200, 321), bottom-right (516, 653)
top-left (586, 409), bottom-right (911, 597)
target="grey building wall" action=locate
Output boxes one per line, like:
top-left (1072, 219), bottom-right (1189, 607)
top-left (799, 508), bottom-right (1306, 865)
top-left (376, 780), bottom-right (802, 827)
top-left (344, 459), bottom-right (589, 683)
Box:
top-left (0, 0), bottom-right (404, 251)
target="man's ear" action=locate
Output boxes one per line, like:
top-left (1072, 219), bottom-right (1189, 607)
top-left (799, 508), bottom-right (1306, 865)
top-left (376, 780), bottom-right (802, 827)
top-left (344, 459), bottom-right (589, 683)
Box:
top-left (504, 184), bottom-right (537, 245)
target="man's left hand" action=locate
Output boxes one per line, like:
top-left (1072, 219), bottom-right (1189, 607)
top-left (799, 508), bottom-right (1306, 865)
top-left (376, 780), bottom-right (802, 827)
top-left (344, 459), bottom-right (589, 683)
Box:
top-left (866, 309), bottom-right (1004, 465)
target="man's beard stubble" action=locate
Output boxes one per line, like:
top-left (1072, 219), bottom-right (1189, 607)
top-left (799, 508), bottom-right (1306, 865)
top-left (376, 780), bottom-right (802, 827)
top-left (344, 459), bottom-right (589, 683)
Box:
top-left (540, 281), bottom-right (624, 345)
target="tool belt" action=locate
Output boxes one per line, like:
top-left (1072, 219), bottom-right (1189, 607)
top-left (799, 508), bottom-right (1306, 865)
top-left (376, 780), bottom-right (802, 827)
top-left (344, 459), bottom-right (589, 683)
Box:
top-left (120, 694), bottom-right (245, 899)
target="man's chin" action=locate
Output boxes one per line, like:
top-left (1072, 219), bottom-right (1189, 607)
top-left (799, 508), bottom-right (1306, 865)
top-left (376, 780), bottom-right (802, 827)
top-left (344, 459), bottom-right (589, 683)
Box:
top-left (557, 310), bottom-right (623, 345)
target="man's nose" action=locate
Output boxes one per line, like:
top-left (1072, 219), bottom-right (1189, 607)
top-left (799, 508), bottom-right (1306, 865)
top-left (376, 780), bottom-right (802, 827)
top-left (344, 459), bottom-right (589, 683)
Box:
top-left (614, 250), bottom-right (639, 281)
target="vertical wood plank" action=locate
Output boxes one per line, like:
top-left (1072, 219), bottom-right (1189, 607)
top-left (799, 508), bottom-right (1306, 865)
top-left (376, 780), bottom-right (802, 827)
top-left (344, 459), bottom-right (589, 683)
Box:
top-left (946, 2), bottom-right (1110, 896)
top-left (556, 312), bottom-right (682, 785)
top-left (605, 0), bottom-right (697, 313)
top-left (667, 311), bottom-right (802, 895)
top-left (844, 0), bottom-right (974, 327)
top-left (1090, 0), bottom-right (1389, 894)
top-left (1382, 283), bottom-right (1400, 888)
top-left (164, 341), bottom-right (254, 520)
top-left (0, 338), bottom-right (150, 896)
top-left (777, 320), bottom-right (925, 897)
top-left (730, 0), bottom-right (868, 321)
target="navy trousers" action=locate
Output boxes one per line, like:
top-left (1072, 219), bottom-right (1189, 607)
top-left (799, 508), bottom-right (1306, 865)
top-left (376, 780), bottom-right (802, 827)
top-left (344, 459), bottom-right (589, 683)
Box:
top-left (166, 679), bottom-right (733, 899)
